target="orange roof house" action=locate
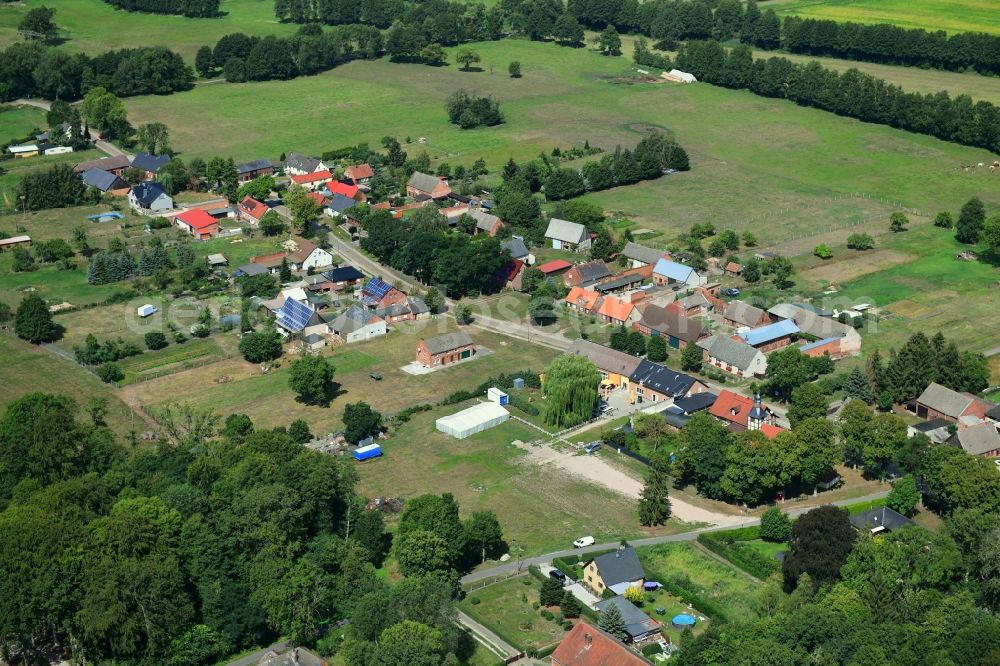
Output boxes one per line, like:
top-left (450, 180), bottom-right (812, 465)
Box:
top-left (328, 180), bottom-right (364, 201)
top-left (597, 295), bottom-right (639, 326)
top-left (538, 259), bottom-right (572, 275)
top-left (239, 196), bottom-right (270, 223)
top-left (344, 163), bottom-right (374, 184)
top-left (290, 170), bottom-right (333, 189)
top-left (174, 208), bottom-right (220, 239)
top-left (565, 286), bottom-right (601, 313)
top-left (710, 390), bottom-right (775, 432)
top-left (551, 622), bottom-right (652, 666)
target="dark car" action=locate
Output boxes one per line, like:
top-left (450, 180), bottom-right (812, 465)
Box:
top-left (548, 568), bottom-right (568, 584)
top-left (724, 287), bottom-right (741, 297)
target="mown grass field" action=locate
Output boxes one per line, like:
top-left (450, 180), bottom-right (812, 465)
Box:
top-left (124, 39), bottom-right (999, 250)
top-left (0, 105), bottom-right (47, 143)
top-left (0, 0), bottom-right (293, 61)
top-left (460, 577), bottom-right (568, 652)
top-left (768, 0), bottom-right (1000, 35)
top-left (0, 148), bottom-right (102, 210)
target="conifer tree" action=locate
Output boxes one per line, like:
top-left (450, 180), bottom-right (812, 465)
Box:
top-left (843, 367), bottom-right (873, 404)
top-left (598, 603), bottom-right (628, 642)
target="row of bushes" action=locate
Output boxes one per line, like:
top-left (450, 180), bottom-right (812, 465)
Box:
top-left (392, 403), bottom-right (432, 423)
top-left (508, 393), bottom-right (539, 416)
top-left (697, 529), bottom-right (781, 580)
top-left (441, 371), bottom-right (542, 405)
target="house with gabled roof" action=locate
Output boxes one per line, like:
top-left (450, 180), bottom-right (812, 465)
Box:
top-left (327, 180), bottom-right (364, 202)
top-left (81, 167), bottom-right (128, 194)
top-left (633, 303), bottom-right (706, 350)
top-left (698, 335), bottom-right (767, 378)
top-left (723, 301), bottom-right (771, 329)
top-left (74, 154), bottom-right (131, 175)
top-left (328, 305), bottom-right (386, 344)
top-left (652, 258), bottom-right (705, 287)
top-left (767, 303), bottom-right (861, 357)
top-left (597, 295), bottom-right (640, 327)
top-left (915, 382), bottom-right (993, 424)
top-left (583, 545), bottom-right (644, 595)
top-left (621, 241), bottom-right (665, 268)
top-left (948, 423), bottom-right (1000, 458)
top-left (131, 152), bottom-right (170, 180)
top-left (406, 171), bottom-right (451, 200)
top-left (537, 259), bottom-right (572, 276)
top-left (551, 621), bottom-right (653, 666)
top-left (416, 331), bottom-right (475, 367)
top-left (593, 596), bottom-right (662, 644)
top-left (567, 339), bottom-right (643, 392)
top-left (502, 236), bottom-right (534, 265)
top-left (564, 260), bottom-right (612, 288)
top-left (284, 152), bottom-right (327, 175)
top-left (496, 259), bottom-right (525, 290)
top-left (668, 291), bottom-right (711, 317)
top-left (629, 359), bottom-right (706, 404)
top-left (287, 240), bottom-right (333, 271)
top-left (275, 297), bottom-right (325, 338)
top-left (467, 209), bottom-right (504, 237)
top-left (290, 170), bottom-right (333, 190)
top-left (174, 208), bottom-right (220, 239)
top-left (565, 286), bottom-right (602, 314)
top-left (239, 196), bottom-right (271, 224)
top-left (545, 218), bottom-right (590, 252)
top-left (738, 319), bottom-right (799, 352)
top-left (361, 276), bottom-right (407, 311)
top-left (128, 181), bottom-right (173, 214)
top-left (236, 158), bottom-right (274, 182)
top-left (711, 390), bottom-right (775, 432)
top-left (344, 163), bottom-right (374, 186)
top-left (850, 506), bottom-right (916, 535)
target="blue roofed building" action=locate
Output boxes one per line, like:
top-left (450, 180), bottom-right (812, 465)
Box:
top-left (361, 276), bottom-right (406, 311)
top-left (275, 297), bottom-right (325, 338)
top-left (131, 152), bottom-right (170, 179)
top-left (738, 319), bottom-right (800, 351)
top-left (652, 258), bottom-right (705, 287)
top-left (81, 167), bottom-right (127, 193)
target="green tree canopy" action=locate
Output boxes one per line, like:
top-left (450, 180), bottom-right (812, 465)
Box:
top-left (542, 355), bottom-right (601, 427)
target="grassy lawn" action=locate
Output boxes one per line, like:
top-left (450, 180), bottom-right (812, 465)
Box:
top-left (0, 148), bottom-right (103, 209)
top-left (122, 40), bottom-right (998, 251)
top-left (357, 403), bottom-right (683, 555)
top-left (638, 542), bottom-right (762, 621)
top-left (0, 105), bottom-right (47, 143)
top-left (0, 334), bottom-right (136, 437)
top-left (744, 540), bottom-right (786, 561)
top-left (769, 0), bottom-right (1000, 35)
top-left (0, 0), bottom-right (294, 61)
top-left (119, 322), bottom-right (559, 436)
top-left (632, 587), bottom-right (708, 645)
top-left (460, 577), bottom-right (568, 653)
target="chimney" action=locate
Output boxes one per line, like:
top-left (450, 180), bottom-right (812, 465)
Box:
top-left (584, 633), bottom-right (593, 648)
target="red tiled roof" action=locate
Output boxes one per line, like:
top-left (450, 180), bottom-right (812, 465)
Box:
top-left (551, 622), bottom-right (652, 666)
top-left (328, 180), bottom-right (360, 198)
top-left (726, 261), bottom-right (742, 273)
top-left (710, 390), bottom-right (754, 427)
top-left (499, 259), bottom-right (524, 283)
top-left (597, 295), bottom-right (635, 322)
top-left (760, 423), bottom-right (785, 439)
top-left (290, 170), bottom-right (332, 184)
top-left (176, 208), bottom-right (218, 231)
top-left (240, 196), bottom-right (269, 220)
top-left (345, 163), bottom-right (374, 180)
top-left (565, 286), bottom-right (601, 310)
top-left (307, 191), bottom-right (328, 205)
top-left (538, 259), bottom-right (572, 274)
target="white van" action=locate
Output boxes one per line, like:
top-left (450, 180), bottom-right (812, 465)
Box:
top-left (573, 536), bottom-right (596, 548)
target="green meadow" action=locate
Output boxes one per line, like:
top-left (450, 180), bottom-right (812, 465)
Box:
top-left (768, 0), bottom-right (1000, 35)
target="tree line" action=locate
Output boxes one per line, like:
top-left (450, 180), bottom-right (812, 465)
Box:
top-left (0, 41), bottom-right (193, 102)
top-left (0, 393), bottom-right (502, 665)
top-left (675, 40), bottom-right (1000, 154)
top-left (101, 0), bottom-right (220, 18)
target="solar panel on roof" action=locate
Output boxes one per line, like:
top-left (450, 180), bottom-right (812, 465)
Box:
top-left (277, 298), bottom-right (314, 332)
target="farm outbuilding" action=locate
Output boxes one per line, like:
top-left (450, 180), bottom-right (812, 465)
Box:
top-left (436, 402), bottom-right (510, 439)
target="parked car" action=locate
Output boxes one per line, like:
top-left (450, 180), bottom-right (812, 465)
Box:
top-left (724, 287), bottom-right (741, 297)
top-left (369, 372), bottom-right (382, 380)
top-left (573, 536), bottom-right (596, 548)
top-left (584, 441), bottom-right (601, 454)
top-left (548, 568), bottom-right (568, 584)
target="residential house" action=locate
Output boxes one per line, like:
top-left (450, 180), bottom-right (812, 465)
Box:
top-left (699, 335), bottom-right (768, 378)
top-left (361, 277), bottom-right (407, 311)
top-left (131, 152), bottom-right (170, 180)
top-left (597, 295), bottom-right (640, 327)
top-left (408, 296), bottom-right (431, 320)
top-left (652, 258), bottom-right (705, 287)
top-left (416, 331), bottom-right (475, 368)
top-left (377, 299), bottom-right (421, 325)
top-left (767, 304), bottom-right (861, 357)
top-left (737, 319), bottom-right (799, 353)
top-left (321, 265), bottom-right (365, 291)
top-left (621, 241), bottom-right (665, 268)
top-left (669, 291), bottom-right (711, 317)
top-left (674, 392), bottom-right (718, 415)
top-left (629, 359), bottom-right (707, 404)
top-left (406, 171), bottom-right (451, 200)
top-left (545, 218), bottom-right (590, 252)
top-left (564, 260), bottom-right (612, 288)
top-left (329, 305), bottom-right (387, 344)
top-left (442, 203), bottom-right (470, 226)
top-left (496, 259), bottom-right (525, 290)
top-left (537, 259), bottom-right (572, 278)
top-left (567, 339), bottom-right (642, 393)
top-left (914, 382), bottom-right (993, 424)
top-left (80, 167), bottom-right (128, 194)
top-left (565, 286), bottom-right (602, 314)
top-left (583, 546), bottom-right (644, 595)
top-left (128, 182), bottom-right (173, 214)
top-left (283, 152), bottom-right (326, 175)
top-left (725, 261), bottom-right (742, 276)
top-left (344, 163), bottom-right (374, 187)
top-left (468, 209), bottom-right (504, 237)
top-left (710, 391), bottom-right (775, 432)
top-left (502, 236), bottom-right (534, 265)
top-left (174, 208), bottom-right (220, 240)
top-left (275, 297), bottom-right (326, 338)
top-left (290, 170), bottom-right (333, 190)
top-left (236, 158), bottom-right (274, 182)
top-left (550, 622), bottom-right (653, 666)
top-left (287, 240), bottom-right (333, 271)
top-left (74, 154), bottom-right (131, 175)
top-left (948, 423), bottom-right (1000, 458)
top-left (326, 193), bottom-right (359, 220)
top-left (239, 196), bottom-right (271, 224)
top-left (723, 301), bottom-right (771, 329)
top-left (850, 506), bottom-right (916, 535)
top-left (634, 304), bottom-right (707, 350)
top-left (593, 597), bottom-right (662, 644)
top-left (327, 180), bottom-right (365, 202)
